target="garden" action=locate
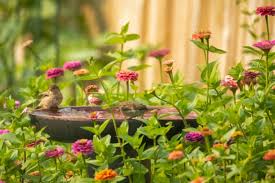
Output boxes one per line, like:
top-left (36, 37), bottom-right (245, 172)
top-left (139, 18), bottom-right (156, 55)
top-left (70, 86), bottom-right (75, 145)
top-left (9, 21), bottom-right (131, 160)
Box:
top-left (0, 1), bottom-right (275, 183)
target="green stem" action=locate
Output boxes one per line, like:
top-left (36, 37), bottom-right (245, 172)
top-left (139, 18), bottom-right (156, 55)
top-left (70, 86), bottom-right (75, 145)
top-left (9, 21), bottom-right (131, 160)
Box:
top-left (265, 51), bottom-right (269, 90)
top-left (266, 110), bottom-right (274, 134)
top-left (152, 93), bottom-right (188, 127)
top-left (265, 16), bottom-right (270, 40)
top-left (126, 81), bottom-right (129, 101)
top-left (224, 160), bottom-right (227, 183)
top-left (110, 112), bottom-right (132, 183)
top-left (117, 44), bottom-right (124, 95)
top-left (159, 58), bottom-right (163, 83)
top-left (206, 39), bottom-right (210, 105)
top-left (82, 154), bottom-right (88, 176)
top-left (205, 136), bottom-right (211, 154)
top-left (168, 71), bottom-right (174, 83)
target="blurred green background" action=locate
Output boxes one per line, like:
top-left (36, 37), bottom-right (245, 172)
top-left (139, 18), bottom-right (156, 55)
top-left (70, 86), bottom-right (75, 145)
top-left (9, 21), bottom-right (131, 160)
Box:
top-left (0, 0), bottom-right (111, 95)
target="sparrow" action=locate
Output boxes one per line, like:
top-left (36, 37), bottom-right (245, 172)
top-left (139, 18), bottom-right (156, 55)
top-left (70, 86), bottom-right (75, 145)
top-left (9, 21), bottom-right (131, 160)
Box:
top-left (37, 85), bottom-right (63, 110)
top-left (118, 101), bottom-right (147, 119)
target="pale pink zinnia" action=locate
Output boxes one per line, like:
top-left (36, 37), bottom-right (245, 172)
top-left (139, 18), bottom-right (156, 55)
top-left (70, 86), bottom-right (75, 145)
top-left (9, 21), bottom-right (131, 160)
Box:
top-left (221, 75), bottom-right (238, 89)
top-left (0, 129), bottom-right (10, 135)
top-left (63, 61), bottom-right (82, 71)
top-left (15, 100), bottom-right (20, 108)
top-left (72, 139), bottom-right (93, 155)
top-left (256, 6), bottom-right (275, 16)
top-left (253, 40), bottom-right (275, 52)
top-left (149, 48), bottom-right (170, 59)
top-left (116, 71), bottom-right (138, 82)
top-left (45, 147), bottom-right (64, 158)
top-left (46, 68), bottom-right (64, 79)
top-left (88, 95), bottom-right (102, 105)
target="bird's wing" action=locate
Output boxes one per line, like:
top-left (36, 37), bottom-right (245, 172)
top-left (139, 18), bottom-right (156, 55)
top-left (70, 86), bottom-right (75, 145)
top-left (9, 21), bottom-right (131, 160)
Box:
top-left (38, 91), bottom-right (49, 98)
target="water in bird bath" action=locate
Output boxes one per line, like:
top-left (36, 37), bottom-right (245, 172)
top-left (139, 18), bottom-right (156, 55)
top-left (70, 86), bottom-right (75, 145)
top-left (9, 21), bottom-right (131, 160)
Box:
top-left (31, 106), bottom-right (194, 121)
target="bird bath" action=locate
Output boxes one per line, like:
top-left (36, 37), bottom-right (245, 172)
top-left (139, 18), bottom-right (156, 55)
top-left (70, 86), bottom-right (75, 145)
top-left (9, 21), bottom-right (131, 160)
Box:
top-left (29, 106), bottom-right (197, 142)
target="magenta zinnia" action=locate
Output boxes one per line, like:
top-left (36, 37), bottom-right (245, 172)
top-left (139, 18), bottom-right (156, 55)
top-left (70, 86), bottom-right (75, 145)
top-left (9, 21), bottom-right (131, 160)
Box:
top-left (63, 61), bottom-right (82, 71)
top-left (72, 139), bottom-right (93, 155)
top-left (149, 48), bottom-right (170, 59)
top-left (253, 40), bottom-right (275, 52)
top-left (45, 147), bottom-right (64, 158)
top-left (116, 71), bottom-right (138, 82)
top-left (0, 129), bottom-right (10, 135)
top-left (243, 70), bottom-right (261, 85)
top-left (256, 6), bottom-right (275, 16)
top-left (46, 68), bottom-right (64, 79)
top-left (185, 132), bottom-right (204, 142)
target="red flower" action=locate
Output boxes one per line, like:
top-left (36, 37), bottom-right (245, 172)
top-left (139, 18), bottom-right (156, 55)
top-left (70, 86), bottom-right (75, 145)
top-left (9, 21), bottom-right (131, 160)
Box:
top-left (256, 6), bottom-right (275, 16)
top-left (116, 71), bottom-right (138, 82)
top-left (45, 147), bottom-right (64, 158)
top-left (149, 48), bottom-right (170, 59)
top-left (46, 68), bottom-right (64, 79)
top-left (221, 75), bottom-right (238, 89)
top-left (192, 31), bottom-right (211, 40)
top-left (263, 149), bottom-right (275, 160)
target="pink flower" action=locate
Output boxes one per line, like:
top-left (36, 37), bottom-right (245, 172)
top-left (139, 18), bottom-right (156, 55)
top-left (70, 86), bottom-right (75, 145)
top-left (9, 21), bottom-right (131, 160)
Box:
top-left (253, 40), bottom-right (275, 52)
top-left (185, 132), bottom-right (204, 142)
top-left (116, 71), bottom-right (138, 82)
top-left (45, 147), bottom-right (64, 158)
top-left (15, 100), bottom-right (20, 108)
top-left (0, 180), bottom-right (5, 183)
top-left (256, 6), bottom-right (275, 16)
top-left (72, 139), bottom-right (93, 155)
top-left (63, 61), bottom-right (82, 71)
top-left (89, 111), bottom-right (103, 120)
top-left (243, 70), bottom-right (261, 85)
top-left (149, 48), bottom-right (170, 59)
top-left (0, 129), bottom-right (10, 135)
top-left (88, 95), bottom-right (102, 105)
top-left (46, 68), bottom-right (64, 79)
top-left (221, 75), bottom-right (238, 89)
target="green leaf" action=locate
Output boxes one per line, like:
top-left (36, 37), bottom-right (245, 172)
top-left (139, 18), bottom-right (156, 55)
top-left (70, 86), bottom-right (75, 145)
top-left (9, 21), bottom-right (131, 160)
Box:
top-left (98, 119), bottom-right (111, 134)
top-left (228, 62), bottom-right (244, 80)
top-left (128, 64), bottom-right (151, 71)
top-left (201, 61), bottom-right (220, 87)
top-left (191, 40), bottom-right (208, 50)
top-left (243, 46), bottom-right (262, 56)
top-left (125, 34), bottom-right (140, 41)
top-left (104, 33), bottom-right (124, 44)
top-left (120, 22), bottom-right (129, 34)
top-left (208, 46), bottom-right (226, 54)
top-left (140, 146), bottom-right (158, 159)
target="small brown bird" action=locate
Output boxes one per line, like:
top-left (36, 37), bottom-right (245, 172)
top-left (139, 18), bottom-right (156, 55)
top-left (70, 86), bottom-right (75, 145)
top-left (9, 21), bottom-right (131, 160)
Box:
top-left (37, 85), bottom-right (63, 110)
top-left (119, 101), bottom-right (147, 119)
